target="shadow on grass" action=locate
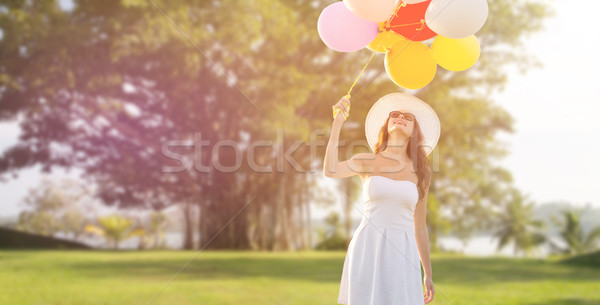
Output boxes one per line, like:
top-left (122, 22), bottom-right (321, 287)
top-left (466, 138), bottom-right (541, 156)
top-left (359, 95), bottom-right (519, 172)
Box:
top-left (3, 250), bottom-right (599, 286)
top-left (524, 298), bottom-right (600, 305)
top-left (64, 251), bottom-right (346, 283)
top-left (557, 250), bottom-right (600, 269)
top-left (430, 256), bottom-right (600, 285)
top-left (55, 252), bottom-right (600, 285)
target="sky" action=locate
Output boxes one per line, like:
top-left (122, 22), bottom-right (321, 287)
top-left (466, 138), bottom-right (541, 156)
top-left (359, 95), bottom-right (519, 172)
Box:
top-left (492, 0), bottom-right (600, 206)
top-left (1, 0), bottom-right (599, 219)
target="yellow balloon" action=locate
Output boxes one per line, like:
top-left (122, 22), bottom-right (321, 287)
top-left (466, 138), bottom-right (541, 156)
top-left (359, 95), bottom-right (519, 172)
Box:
top-left (431, 35), bottom-right (480, 71)
top-left (385, 40), bottom-right (437, 90)
top-left (368, 23), bottom-right (408, 53)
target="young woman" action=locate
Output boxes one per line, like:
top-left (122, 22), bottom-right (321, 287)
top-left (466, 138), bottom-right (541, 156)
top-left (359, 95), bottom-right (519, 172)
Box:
top-left (324, 93), bottom-right (440, 304)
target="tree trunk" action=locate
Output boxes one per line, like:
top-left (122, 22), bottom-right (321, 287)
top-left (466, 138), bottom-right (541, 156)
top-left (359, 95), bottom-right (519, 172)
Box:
top-left (182, 201), bottom-right (194, 250)
top-left (305, 187), bottom-right (312, 250)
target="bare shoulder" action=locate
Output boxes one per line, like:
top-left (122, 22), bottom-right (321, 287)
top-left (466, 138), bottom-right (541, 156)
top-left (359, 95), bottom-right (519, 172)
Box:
top-left (349, 153), bottom-right (376, 174)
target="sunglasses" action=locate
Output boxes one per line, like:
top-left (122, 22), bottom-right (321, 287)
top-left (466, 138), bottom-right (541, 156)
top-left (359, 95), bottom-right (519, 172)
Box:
top-left (389, 111), bottom-right (415, 121)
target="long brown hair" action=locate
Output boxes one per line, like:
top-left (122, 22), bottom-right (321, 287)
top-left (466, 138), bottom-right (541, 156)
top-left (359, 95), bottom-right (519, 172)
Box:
top-left (373, 116), bottom-right (431, 201)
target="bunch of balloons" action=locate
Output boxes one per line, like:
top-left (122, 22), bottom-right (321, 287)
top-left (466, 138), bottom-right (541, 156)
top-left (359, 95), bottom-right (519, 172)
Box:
top-left (317, 0), bottom-right (488, 90)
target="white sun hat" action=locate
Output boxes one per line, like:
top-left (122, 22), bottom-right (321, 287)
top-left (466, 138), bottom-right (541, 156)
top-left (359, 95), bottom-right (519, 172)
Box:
top-left (365, 92), bottom-right (441, 156)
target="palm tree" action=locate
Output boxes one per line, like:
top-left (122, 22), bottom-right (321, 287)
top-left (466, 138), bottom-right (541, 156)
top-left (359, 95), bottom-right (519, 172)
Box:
top-left (84, 214), bottom-right (144, 249)
top-left (493, 189), bottom-right (546, 257)
top-left (549, 209), bottom-right (600, 255)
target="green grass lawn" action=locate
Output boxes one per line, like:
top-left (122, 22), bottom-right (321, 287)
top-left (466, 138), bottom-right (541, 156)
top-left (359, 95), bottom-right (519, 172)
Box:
top-left (0, 250), bottom-right (598, 305)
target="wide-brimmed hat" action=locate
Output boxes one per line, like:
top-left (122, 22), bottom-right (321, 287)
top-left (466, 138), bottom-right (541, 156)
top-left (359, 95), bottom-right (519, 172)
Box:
top-left (365, 92), bottom-right (441, 156)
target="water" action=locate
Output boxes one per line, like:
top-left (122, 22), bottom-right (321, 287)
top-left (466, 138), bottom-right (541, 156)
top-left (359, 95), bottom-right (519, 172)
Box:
top-left (62, 230), bottom-right (566, 258)
top-left (437, 234), bottom-right (566, 258)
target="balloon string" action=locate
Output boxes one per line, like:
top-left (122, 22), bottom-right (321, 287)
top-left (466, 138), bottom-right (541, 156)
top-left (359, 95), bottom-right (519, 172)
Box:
top-left (390, 19), bottom-right (426, 31)
top-left (345, 49), bottom-right (377, 99)
top-left (344, 1), bottom-right (408, 100)
top-left (388, 1), bottom-right (407, 24)
top-left (416, 19), bottom-right (426, 30)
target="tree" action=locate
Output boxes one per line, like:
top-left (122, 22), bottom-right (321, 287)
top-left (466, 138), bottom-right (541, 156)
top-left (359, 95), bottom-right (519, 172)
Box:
top-left (144, 210), bottom-right (168, 249)
top-left (493, 188), bottom-right (547, 257)
top-left (315, 211), bottom-right (347, 250)
top-left (84, 214), bottom-right (145, 249)
top-left (0, 0), bottom-right (553, 251)
top-left (0, 0), bottom-right (344, 250)
top-left (549, 208), bottom-right (600, 255)
top-left (16, 177), bottom-right (91, 238)
top-left (61, 208), bottom-right (86, 241)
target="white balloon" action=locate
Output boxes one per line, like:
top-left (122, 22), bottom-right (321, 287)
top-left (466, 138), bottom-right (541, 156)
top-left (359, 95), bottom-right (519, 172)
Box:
top-left (425, 0), bottom-right (488, 39)
top-left (344, 0), bottom-right (397, 22)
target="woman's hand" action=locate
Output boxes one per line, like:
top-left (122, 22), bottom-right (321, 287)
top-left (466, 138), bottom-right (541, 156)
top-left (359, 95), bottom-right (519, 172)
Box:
top-left (332, 96), bottom-right (351, 121)
top-left (424, 276), bottom-right (435, 304)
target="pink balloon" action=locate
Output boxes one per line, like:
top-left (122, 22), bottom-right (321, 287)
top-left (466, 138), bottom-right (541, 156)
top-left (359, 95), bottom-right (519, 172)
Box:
top-left (317, 2), bottom-right (379, 52)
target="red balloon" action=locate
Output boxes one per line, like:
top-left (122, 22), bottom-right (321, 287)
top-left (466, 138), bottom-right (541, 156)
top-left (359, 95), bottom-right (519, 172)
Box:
top-left (389, 0), bottom-right (437, 41)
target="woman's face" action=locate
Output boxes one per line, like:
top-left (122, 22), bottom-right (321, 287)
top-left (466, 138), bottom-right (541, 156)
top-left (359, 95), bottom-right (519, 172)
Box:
top-left (387, 109), bottom-right (415, 136)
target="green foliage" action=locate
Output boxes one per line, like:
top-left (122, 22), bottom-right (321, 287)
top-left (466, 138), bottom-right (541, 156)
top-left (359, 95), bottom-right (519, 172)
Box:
top-left (16, 177), bottom-right (90, 238)
top-left (493, 188), bottom-right (547, 257)
top-left (140, 210), bottom-right (169, 249)
top-left (315, 211), bottom-right (347, 250)
top-left (549, 208), bottom-right (600, 255)
top-left (0, 0), bottom-right (554, 250)
top-left (85, 214), bottom-right (145, 249)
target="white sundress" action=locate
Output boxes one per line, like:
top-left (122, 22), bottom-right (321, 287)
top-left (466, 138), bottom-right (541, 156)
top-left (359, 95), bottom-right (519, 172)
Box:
top-left (338, 175), bottom-right (425, 305)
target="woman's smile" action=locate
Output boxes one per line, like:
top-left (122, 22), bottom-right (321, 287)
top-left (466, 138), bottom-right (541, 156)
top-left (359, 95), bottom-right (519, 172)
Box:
top-left (391, 119), bottom-right (407, 127)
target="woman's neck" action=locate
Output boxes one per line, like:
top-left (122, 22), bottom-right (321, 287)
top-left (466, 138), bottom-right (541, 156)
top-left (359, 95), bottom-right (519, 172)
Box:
top-left (383, 134), bottom-right (409, 158)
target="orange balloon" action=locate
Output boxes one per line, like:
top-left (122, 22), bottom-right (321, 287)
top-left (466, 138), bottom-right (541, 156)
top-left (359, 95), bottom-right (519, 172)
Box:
top-left (384, 40), bottom-right (437, 89)
top-left (390, 0), bottom-right (437, 41)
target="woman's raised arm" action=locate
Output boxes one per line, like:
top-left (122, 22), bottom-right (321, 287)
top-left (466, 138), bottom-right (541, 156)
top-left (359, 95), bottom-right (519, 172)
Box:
top-left (323, 96), bottom-right (365, 178)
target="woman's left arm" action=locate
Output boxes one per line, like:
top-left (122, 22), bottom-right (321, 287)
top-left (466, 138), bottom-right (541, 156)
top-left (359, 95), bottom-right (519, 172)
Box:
top-left (414, 181), bottom-right (435, 303)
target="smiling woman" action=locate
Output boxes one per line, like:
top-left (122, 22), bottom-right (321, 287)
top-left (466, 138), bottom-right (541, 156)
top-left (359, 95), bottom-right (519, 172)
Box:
top-left (323, 93), bottom-right (441, 304)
